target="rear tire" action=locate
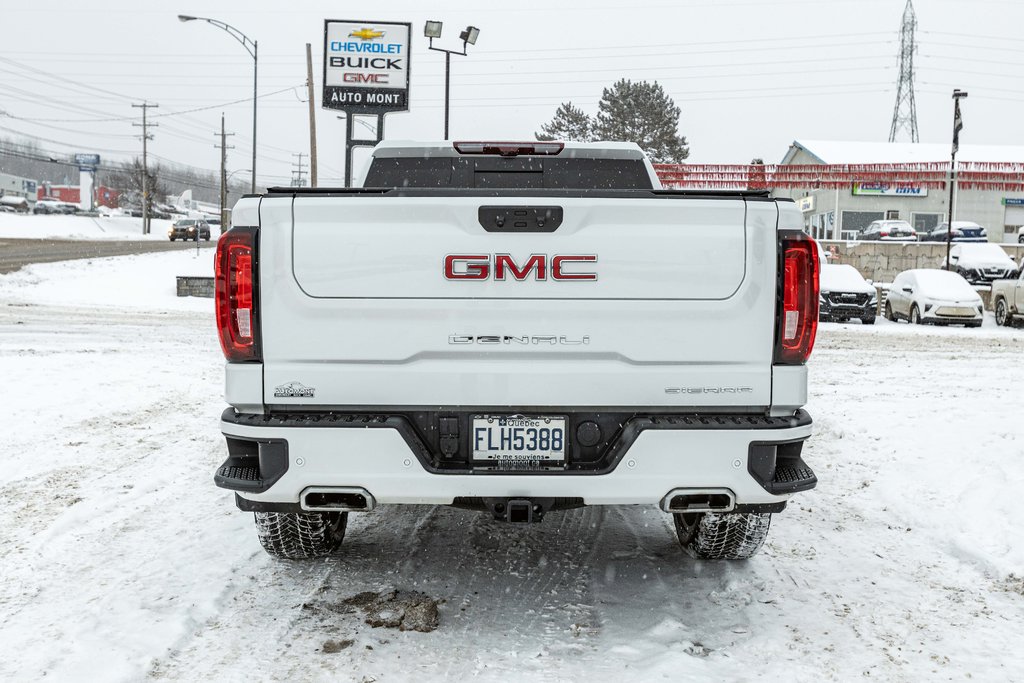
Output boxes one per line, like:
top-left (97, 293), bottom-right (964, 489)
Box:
top-left (673, 512), bottom-right (771, 560)
top-left (910, 304), bottom-right (923, 325)
top-left (254, 511), bottom-right (348, 559)
top-left (996, 299), bottom-right (1012, 327)
top-left (861, 314), bottom-right (876, 325)
top-left (884, 301), bottom-right (895, 321)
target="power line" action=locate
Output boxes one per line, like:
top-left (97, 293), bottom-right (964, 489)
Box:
top-left (2, 86), bottom-right (302, 124)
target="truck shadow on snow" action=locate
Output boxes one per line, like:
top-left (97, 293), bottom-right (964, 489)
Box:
top-left (293, 504), bottom-right (780, 656)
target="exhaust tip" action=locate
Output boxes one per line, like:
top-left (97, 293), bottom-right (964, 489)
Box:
top-left (300, 487), bottom-right (375, 512)
top-left (660, 488), bottom-right (736, 514)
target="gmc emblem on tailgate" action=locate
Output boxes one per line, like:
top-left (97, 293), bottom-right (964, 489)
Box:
top-left (444, 254), bottom-right (597, 281)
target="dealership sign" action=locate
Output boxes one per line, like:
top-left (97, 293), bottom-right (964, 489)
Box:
top-left (851, 182), bottom-right (928, 197)
top-left (323, 20), bottom-right (411, 113)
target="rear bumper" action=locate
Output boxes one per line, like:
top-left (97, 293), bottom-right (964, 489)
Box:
top-left (218, 408), bottom-right (815, 511)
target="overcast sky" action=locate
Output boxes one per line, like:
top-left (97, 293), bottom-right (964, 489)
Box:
top-left (1, 0), bottom-right (1022, 187)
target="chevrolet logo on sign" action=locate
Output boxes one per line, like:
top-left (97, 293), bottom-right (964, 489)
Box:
top-left (350, 28), bottom-right (385, 40)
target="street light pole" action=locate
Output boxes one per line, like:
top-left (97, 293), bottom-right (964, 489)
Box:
top-left (425, 22), bottom-right (480, 140)
top-left (444, 51), bottom-right (451, 140)
top-left (178, 15), bottom-right (258, 193)
top-left (946, 89), bottom-right (968, 271)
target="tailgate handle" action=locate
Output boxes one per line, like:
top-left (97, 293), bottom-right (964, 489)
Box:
top-left (479, 206), bottom-right (562, 233)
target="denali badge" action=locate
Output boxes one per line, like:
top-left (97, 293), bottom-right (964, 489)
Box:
top-left (274, 381), bottom-right (316, 398)
top-left (665, 386), bottom-right (753, 394)
top-left (444, 254), bottom-right (597, 281)
top-left (450, 335), bottom-right (590, 345)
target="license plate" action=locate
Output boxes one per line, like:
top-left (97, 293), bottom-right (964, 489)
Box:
top-left (471, 415), bottom-right (566, 463)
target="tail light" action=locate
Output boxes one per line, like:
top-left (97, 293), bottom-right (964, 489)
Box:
top-left (454, 141), bottom-right (564, 156)
top-left (215, 227), bottom-right (260, 362)
top-left (774, 231), bottom-right (819, 365)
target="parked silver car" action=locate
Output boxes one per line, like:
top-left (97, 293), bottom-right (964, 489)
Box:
top-left (884, 269), bottom-right (983, 327)
top-left (859, 219), bottom-right (917, 241)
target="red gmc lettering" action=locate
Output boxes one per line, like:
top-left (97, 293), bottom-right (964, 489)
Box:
top-left (343, 73), bottom-right (390, 83)
top-left (444, 254), bottom-right (490, 280)
top-left (551, 255), bottom-right (598, 281)
top-left (494, 254), bottom-right (546, 281)
top-left (445, 254), bottom-right (597, 281)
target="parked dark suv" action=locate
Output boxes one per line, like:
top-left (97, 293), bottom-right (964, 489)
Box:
top-left (818, 263), bottom-right (878, 324)
top-left (921, 221), bottom-right (987, 243)
top-left (168, 219), bottom-right (211, 241)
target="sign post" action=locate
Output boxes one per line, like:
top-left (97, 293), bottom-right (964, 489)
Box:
top-left (74, 153), bottom-right (101, 212)
top-left (323, 20), bottom-right (411, 186)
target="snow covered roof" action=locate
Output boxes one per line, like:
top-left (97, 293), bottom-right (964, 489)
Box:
top-left (782, 140), bottom-right (1024, 165)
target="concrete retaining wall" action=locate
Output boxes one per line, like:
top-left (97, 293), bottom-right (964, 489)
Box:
top-left (819, 240), bottom-right (1023, 284)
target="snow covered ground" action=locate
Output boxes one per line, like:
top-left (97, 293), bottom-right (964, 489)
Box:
top-left (0, 212), bottom-right (173, 241)
top-left (1, 252), bottom-right (1022, 682)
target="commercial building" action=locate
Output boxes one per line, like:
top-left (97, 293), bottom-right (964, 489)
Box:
top-left (38, 184), bottom-right (120, 209)
top-left (0, 172), bottom-right (38, 205)
top-left (775, 140), bottom-right (1024, 243)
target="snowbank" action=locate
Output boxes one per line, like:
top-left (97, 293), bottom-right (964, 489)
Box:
top-left (0, 249), bottom-right (213, 312)
top-left (0, 212), bottom-right (172, 241)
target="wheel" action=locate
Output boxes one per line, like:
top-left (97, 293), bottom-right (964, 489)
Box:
top-left (861, 314), bottom-right (876, 325)
top-left (996, 298), bottom-right (1013, 327)
top-left (673, 512), bottom-right (771, 560)
top-left (1019, 234), bottom-right (1024, 244)
top-left (884, 301), bottom-right (895, 321)
top-left (254, 511), bottom-right (348, 559)
top-left (910, 304), bottom-right (923, 325)
top-left (169, 237), bottom-right (175, 242)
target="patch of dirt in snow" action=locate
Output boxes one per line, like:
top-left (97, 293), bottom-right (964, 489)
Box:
top-left (1000, 574), bottom-right (1024, 596)
top-left (315, 588), bottom-right (442, 633)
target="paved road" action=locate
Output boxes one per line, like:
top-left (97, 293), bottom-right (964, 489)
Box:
top-left (0, 237), bottom-right (216, 274)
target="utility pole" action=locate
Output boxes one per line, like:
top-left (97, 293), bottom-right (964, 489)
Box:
top-left (946, 89), bottom-right (968, 270)
top-left (888, 0), bottom-right (919, 143)
top-left (291, 152), bottom-right (308, 187)
top-left (305, 42), bottom-right (318, 187)
top-left (215, 113), bottom-right (235, 227)
top-left (131, 101), bottom-right (158, 235)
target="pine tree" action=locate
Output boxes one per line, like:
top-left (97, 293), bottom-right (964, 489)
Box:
top-left (593, 79), bottom-right (689, 163)
top-left (535, 102), bottom-right (594, 142)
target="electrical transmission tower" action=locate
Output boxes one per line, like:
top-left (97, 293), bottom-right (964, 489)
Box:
top-left (889, 0), bottom-right (919, 142)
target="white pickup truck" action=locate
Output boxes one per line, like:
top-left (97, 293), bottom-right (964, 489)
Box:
top-left (992, 268), bottom-right (1024, 326)
top-left (213, 141), bottom-right (820, 561)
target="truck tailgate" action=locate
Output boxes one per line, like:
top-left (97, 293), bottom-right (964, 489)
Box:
top-left (257, 194), bottom-right (780, 409)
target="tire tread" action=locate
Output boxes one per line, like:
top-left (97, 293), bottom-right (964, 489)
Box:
top-left (254, 511), bottom-right (347, 559)
top-left (675, 512), bottom-right (771, 560)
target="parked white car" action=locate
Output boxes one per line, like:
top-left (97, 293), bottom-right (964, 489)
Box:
top-left (941, 243), bottom-right (1018, 285)
top-left (884, 269), bottom-right (984, 327)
